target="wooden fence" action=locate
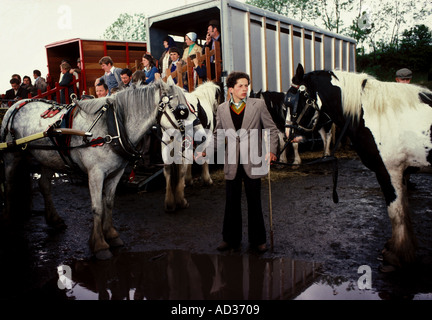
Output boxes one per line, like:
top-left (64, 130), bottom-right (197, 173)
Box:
top-left (163, 41), bottom-right (222, 91)
top-left (1, 41), bottom-right (221, 107)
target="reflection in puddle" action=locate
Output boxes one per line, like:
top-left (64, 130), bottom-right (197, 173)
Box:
top-left (31, 250), bottom-right (432, 300)
top-left (54, 250), bottom-right (321, 300)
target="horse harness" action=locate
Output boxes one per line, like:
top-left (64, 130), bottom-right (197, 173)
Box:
top-left (1, 97), bottom-right (144, 172)
top-left (279, 77), bottom-right (351, 204)
top-left (155, 93), bottom-right (203, 157)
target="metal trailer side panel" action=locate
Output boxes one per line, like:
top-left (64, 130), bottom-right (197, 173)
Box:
top-left (145, 0), bottom-right (356, 92)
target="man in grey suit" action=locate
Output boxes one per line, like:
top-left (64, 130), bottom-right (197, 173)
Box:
top-left (206, 71), bottom-right (279, 253)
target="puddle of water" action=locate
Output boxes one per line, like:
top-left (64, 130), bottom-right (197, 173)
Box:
top-left (47, 250), bottom-right (321, 300)
top-left (296, 280), bottom-right (432, 300)
top-left (31, 250), bottom-right (432, 301)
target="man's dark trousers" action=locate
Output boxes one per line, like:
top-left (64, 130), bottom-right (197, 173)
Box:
top-left (222, 165), bottom-right (266, 247)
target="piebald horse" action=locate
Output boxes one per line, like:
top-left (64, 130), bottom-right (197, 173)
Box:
top-left (250, 89), bottom-right (333, 165)
top-left (290, 64), bottom-right (432, 270)
top-left (1, 79), bottom-right (201, 259)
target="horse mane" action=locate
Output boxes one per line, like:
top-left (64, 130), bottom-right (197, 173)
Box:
top-left (76, 97), bottom-right (112, 115)
top-left (189, 81), bottom-right (221, 113)
top-left (332, 70), bottom-right (431, 119)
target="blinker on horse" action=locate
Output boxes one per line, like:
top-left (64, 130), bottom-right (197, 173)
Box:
top-left (0, 79), bottom-right (200, 260)
top-left (290, 63), bottom-right (432, 270)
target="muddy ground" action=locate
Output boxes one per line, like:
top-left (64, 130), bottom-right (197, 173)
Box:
top-left (1, 146), bottom-right (432, 301)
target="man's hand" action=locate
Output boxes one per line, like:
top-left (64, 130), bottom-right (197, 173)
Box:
top-left (194, 151), bottom-right (207, 161)
top-left (265, 152), bottom-right (277, 165)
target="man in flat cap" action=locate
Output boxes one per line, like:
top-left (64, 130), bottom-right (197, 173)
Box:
top-left (395, 68), bottom-right (412, 84)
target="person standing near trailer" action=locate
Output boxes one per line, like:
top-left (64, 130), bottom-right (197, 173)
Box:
top-left (95, 56), bottom-right (122, 95)
top-left (199, 71), bottom-right (279, 253)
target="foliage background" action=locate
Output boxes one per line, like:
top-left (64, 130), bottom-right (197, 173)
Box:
top-left (246, 0), bottom-right (432, 87)
top-left (101, 1), bottom-right (432, 88)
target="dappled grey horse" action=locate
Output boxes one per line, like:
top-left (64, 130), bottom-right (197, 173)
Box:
top-left (1, 79), bottom-right (198, 259)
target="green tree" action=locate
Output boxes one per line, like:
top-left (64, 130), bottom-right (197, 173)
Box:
top-left (102, 13), bottom-right (146, 41)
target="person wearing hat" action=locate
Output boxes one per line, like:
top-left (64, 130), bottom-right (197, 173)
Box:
top-left (159, 36), bottom-right (175, 78)
top-left (182, 32), bottom-right (202, 61)
top-left (168, 47), bottom-right (188, 89)
top-left (395, 68), bottom-right (412, 84)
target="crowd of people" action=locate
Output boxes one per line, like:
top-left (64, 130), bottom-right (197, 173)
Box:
top-left (1, 19), bottom-right (222, 106)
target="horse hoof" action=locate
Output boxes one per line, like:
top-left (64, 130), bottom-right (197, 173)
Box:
top-left (107, 237), bottom-right (124, 248)
top-left (203, 179), bottom-right (213, 186)
top-left (178, 200), bottom-right (189, 210)
top-left (95, 249), bottom-right (113, 260)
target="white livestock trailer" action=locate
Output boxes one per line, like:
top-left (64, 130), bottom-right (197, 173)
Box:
top-left (145, 0), bottom-right (356, 93)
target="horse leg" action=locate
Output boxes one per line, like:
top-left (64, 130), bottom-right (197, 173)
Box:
top-left (185, 163), bottom-right (193, 186)
top-left (201, 162), bottom-right (213, 185)
top-left (292, 142), bottom-right (301, 165)
top-left (278, 132), bottom-right (288, 163)
top-left (318, 127), bottom-right (332, 157)
top-left (38, 167), bottom-right (66, 229)
top-left (164, 164), bottom-right (177, 212)
top-left (175, 163), bottom-right (189, 209)
top-left (88, 169), bottom-right (111, 260)
top-left (381, 168), bottom-right (417, 269)
top-left (102, 172), bottom-right (124, 248)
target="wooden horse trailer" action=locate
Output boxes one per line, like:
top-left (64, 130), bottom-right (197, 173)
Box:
top-left (45, 38), bottom-right (147, 96)
top-left (146, 0), bottom-right (356, 93)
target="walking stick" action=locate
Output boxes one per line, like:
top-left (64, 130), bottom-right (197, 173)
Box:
top-left (268, 163), bottom-right (274, 252)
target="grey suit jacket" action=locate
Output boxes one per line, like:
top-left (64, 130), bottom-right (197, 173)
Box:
top-left (213, 97), bottom-right (279, 180)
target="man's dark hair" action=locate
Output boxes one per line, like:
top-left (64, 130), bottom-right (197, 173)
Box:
top-left (121, 68), bottom-right (132, 77)
top-left (169, 47), bottom-right (181, 55)
top-left (208, 19), bottom-right (220, 30)
top-left (226, 71), bottom-right (250, 88)
top-left (96, 82), bottom-right (108, 90)
top-left (33, 70), bottom-right (42, 77)
top-left (10, 78), bottom-right (20, 85)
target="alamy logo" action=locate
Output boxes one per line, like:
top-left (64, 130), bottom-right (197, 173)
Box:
top-left (357, 265), bottom-right (372, 290)
top-left (162, 121), bottom-right (272, 176)
top-left (57, 5), bottom-right (72, 30)
top-left (57, 265), bottom-right (73, 290)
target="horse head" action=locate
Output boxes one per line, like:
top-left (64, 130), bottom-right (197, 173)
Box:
top-left (284, 64), bottom-right (321, 142)
top-left (155, 79), bottom-right (208, 163)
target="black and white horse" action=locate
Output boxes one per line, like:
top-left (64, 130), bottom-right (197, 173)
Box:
top-left (284, 85), bottom-right (334, 164)
top-left (290, 64), bottom-right (432, 269)
top-left (250, 89), bottom-right (333, 165)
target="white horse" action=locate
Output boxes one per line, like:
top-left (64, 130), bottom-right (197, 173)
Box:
top-left (290, 64), bottom-right (432, 270)
top-left (1, 79), bottom-right (201, 259)
top-left (161, 81), bottom-right (221, 212)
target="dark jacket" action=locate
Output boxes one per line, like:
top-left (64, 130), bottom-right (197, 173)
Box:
top-left (59, 72), bottom-right (74, 103)
top-left (4, 86), bottom-right (29, 100)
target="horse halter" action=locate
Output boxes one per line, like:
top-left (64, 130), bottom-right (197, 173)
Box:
top-left (157, 94), bottom-right (201, 134)
top-left (285, 84), bottom-right (320, 134)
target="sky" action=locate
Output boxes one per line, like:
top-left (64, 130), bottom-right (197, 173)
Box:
top-left (0, 0), bottom-right (202, 94)
top-left (1, 0), bottom-right (431, 94)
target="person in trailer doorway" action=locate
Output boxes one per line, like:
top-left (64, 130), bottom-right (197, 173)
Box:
top-left (95, 56), bottom-right (122, 95)
top-left (212, 71), bottom-right (279, 253)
